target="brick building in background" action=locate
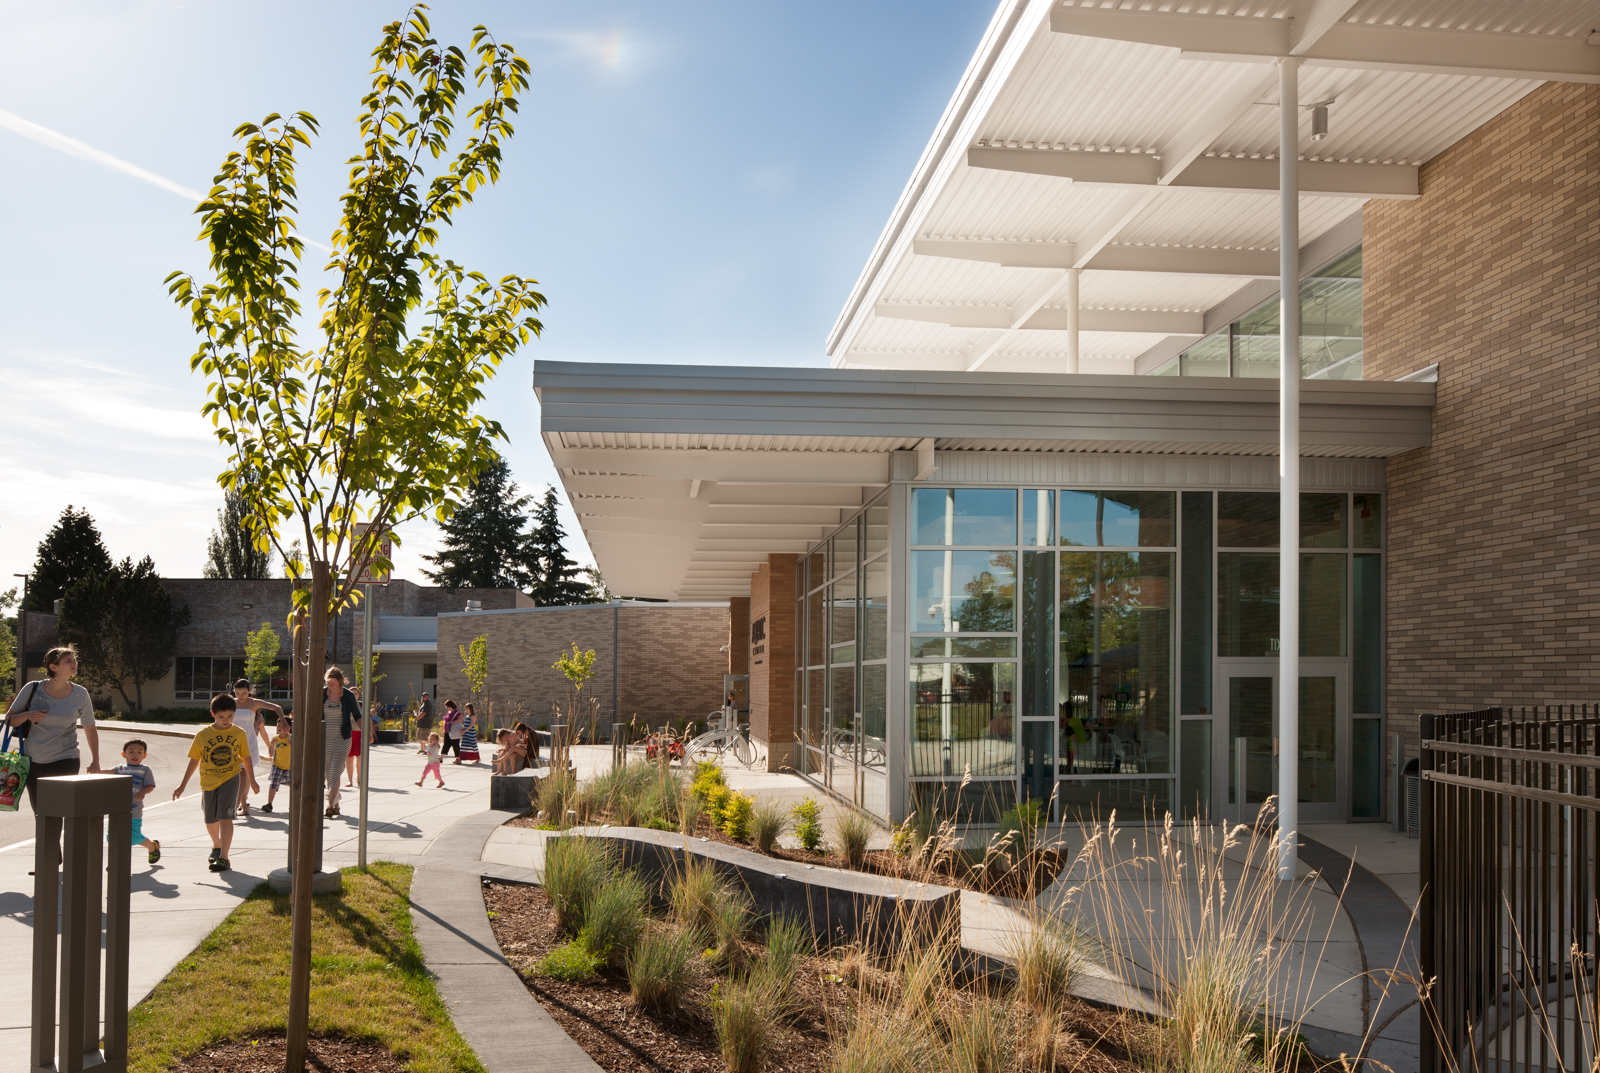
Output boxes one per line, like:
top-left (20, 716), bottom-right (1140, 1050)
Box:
top-left (1363, 81), bottom-right (1600, 745)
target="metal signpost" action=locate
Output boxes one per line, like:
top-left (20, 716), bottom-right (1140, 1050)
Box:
top-left (353, 523), bottom-right (391, 870)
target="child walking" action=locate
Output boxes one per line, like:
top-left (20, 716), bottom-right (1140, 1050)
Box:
top-left (112, 739), bottom-right (160, 866)
top-left (261, 717), bottom-right (291, 813)
top-left (173, 693), bottom-right (259, 873)
top-left (415, 733), bottom-right (445, 788)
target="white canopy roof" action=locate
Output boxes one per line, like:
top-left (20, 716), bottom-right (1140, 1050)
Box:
top-left (828, 0), bottom-right (1599, 375)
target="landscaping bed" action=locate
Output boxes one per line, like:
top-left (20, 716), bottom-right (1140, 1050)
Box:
top-left (483, 876), bottom-right (1140, 1073)
top-left (163, 1033), bottom-right (406, 1073)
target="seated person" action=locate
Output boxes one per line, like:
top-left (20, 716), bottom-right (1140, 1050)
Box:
top-left (491, 729), bottom-right (518, 775)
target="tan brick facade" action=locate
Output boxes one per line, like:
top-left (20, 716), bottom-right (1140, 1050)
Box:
top-left (748, 555), bottom-right (798, 769)
top-left (433, 603), bottom-right (729, 734)
top-left (1364, 82), bottom-right (1600, 746)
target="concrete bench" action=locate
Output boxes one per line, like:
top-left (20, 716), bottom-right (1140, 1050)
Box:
top-left (489, 772), bottom-right (537, 812)
top-left (551, 826), bottom-right (959, 954)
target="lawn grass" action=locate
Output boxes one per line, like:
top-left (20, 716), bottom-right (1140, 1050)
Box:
top-left (127, 862), bottom-right (483, 1073)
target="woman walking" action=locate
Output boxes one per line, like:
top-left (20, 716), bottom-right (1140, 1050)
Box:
top-left (6, 645), bottom-right (103, 811)
top-left (439, 700), bottom-right (462, 760)
top-left (455, 702), bottom-right (481, 764)
top-left (320, 667), bottom-right (361, 818)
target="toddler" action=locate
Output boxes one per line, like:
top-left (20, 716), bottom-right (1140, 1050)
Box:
top-left (415, 732), bottom-right (445, 788)
top-left (112, 739), bottom-right (161, 866)
top-left (262, 718), bottom-right (292, 812)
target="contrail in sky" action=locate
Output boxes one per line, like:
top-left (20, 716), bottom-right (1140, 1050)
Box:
top-left (0, 107), bottom-right (205, 201)
top-left (0, 107), bottom-right (333, 253)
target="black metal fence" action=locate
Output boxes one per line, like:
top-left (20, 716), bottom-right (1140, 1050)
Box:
top-left (1420, 704), bottom-right (1600, 1073)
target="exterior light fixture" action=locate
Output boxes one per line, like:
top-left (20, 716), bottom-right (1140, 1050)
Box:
top-left (1305, 99), bottom-right (1335, 141)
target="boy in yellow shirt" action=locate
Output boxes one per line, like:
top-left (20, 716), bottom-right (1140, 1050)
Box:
top-left (172, 692), bottom-right (259, 873)
top-left (261, 717), bottom-right (291, 813)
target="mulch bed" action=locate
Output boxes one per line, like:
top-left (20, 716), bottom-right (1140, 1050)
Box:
top-left (164, 1033), bottom-right (405, 1073)
top-left (505, 810), bottom-right (1071, 898)
top-left (483, 880), bottom-right (845, 1073)
top-left (483, 881), bottom-right (1155, 1073)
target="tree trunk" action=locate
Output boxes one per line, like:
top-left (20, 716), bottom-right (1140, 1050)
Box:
top-left (286, 563), bottom-right (331, 1073)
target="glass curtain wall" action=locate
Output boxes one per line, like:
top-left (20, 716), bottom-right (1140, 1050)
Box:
top-left (907, 484), bottom-right (1383, 825)
top-left (1152, 246), bottom-right (1363, 380)
top-left (796, 494), bottom-right (889, 818)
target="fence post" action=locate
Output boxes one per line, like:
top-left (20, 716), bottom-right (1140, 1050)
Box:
top-left (613, 722), bottom-right (626, 769)
top-left (1418, 713), bottom-right (1437, 1073)
top-left (31, 774), bottom-right (133, 1073)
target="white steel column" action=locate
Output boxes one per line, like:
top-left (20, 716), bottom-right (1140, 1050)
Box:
top-left (1064, 268), bottom-right (1081, 373)
top-left (1277, 56), bottom-right (1301, 882)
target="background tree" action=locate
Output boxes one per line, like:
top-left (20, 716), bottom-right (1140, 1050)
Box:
top-left (459, 633), bottom-right (487, 709)
top-left (203, 490), bottom-right (274, 578)
top-left (59, 557), bottom-right (190, 712)
top-left (583, 566), bottom-right (613, 603)
top-left (0, 588), bottom-right (17, 689)
top-left (167, 13), bottom-right (539, 1069)
top-left (26, 505), bottom-right (113, 611)
top-left (282, 539), bottom-right (305, 580)
top-left (526, 487), bottom-right (595, 605)
top-left (422, 457), bottom-right (532, 589)
top-left (243, 621), bottom-right (282, 691)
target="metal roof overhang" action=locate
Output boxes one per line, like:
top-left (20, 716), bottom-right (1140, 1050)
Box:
top-left (535, 360), bottom-right (1433, 600)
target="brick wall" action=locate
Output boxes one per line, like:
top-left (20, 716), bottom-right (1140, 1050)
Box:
top-left (1364, 81), bottom-right (1600, 746)
top-left (433, 603), bottom-right (728, 733)
top-left (748, 555), bottom-right (798, 769)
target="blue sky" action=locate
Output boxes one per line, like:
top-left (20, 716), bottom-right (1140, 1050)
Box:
top-left (0, 0), bottom-right (989, 590)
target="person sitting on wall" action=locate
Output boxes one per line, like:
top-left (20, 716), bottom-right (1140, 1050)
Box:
top-left (490, 729), bottom-right (516, 776)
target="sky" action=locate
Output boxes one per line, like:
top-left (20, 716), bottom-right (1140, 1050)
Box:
top-left (0, 0), bottom-right (991, 593)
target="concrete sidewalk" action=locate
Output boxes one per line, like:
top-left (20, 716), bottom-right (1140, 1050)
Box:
top-left (0, 740), bottom-right (500, 1073)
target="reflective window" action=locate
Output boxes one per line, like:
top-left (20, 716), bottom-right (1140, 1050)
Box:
top-left (829, 576), bottom-right (857, 646)
top-left (831, 521), bottom-right (858, 579)
top-left (864, 501), bottom-right (889, 557)
top-left (861, 556), bottom-right (887, 661)
top-left (910, 550), bottom-right (1016, 633)
top-left (1218, 552), bottom-right (1279, 656)
top-left (911, 637), bottom-right (1016, 659)
top-left (1353, 553), bottom-right (1382, 711)
top-left (1057, 778), bottom-right (1171, 818)
top-left (1020, 551), bottom-right (1056, 718)
top-left (910, 661), bottom-right (1015, 777)
top-left (1301, 493), bottom-right (1346, 548)
top-left (1181, 331), bottom-right (1229, 377)
top-left (1300, 675), bottom-right (1337, 803)
top-left (1354, 494), bottom-right (1382, 548)
top-left (913, 488), bottom-right (1017, 546)
top-left (1058, 552), bottom-right (1173, 774)
top-left (806, 586), bottom-right (825, 668)
top-left (1022, 490), bottom-right (1055, 546)
top-left (1061, 491), bottom-right (1174, 547)
top-left (1180, 492), bottom-right (1213, 715)
top-left (1218, 492), bottom-right (1278, 547)
top-left (1301, 554), bottom-right (1347, 657)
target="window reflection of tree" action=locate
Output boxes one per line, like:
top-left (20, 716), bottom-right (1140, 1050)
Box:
top-left (952, 552), bottom-right (1015, 633)
top-left (1059, 552), bottom-right (1171, 773)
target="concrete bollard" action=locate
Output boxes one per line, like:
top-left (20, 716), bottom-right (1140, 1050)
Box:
top-left (32, 773), bottom-right (133, 1073)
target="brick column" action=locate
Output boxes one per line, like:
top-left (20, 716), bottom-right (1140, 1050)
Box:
top-left (748, 555), bottom-right (797, 770)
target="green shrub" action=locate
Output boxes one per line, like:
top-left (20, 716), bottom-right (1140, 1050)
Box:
top-left (691, 761), bottom-right (726, 804)
top-left (712, 974), bottom-right (776, 1073)
top-left (628, 924), bottom-right (701, 1015)
top-left (543, 835), bottom-right (617, 935)
top-left (998, 799), bottom-right (1046, 859)
top-left (670, 855), bottom-right (726, 936)
top-left (581, 870), bottom-right (650, 965)
top-left (890, 815), bottom-right (919, 858)
top-left (792, 797), bottom-right (825, 852)
top-left (751, 799), bottom-right (787, 854)
top-left (705, 784), bottom-right (732, 830)
top-left (1010, 917), bottom-right (1081, 1017)
top-left (536, 940), bottom-right (603, 983)
top-left (722, 791), bottom-right (756, 842)
top-left (711, 890), bottom-right (753, 970)
top-left (835, 809), bottom-right (873, 868)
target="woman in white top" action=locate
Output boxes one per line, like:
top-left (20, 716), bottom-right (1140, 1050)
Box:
top-left (231, 678), bottom-right (280, 817)
top-left (5, 645), bottom-right (103, 810)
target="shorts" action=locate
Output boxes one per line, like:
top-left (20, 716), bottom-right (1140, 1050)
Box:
top-left (202, 775), bottom-right (240, 824)
top-left (269, 766), bottom-right (291, 791)
top-left (111, 818), bottom-right (148, 846)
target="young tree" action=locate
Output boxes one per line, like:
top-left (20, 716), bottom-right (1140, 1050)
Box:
top-left (526, 487), bottom-right (595, 605)
top-left (422, 457), bottom-right (532, 589)
top-left (0, 588), bottom-right (17, 688)
top-left (26, 506), bottom-right (113, 611)
top-left (59, 557), bottom-right (191, 712)
top-left (166, 13), bottom-right (539, 1070)
top-left (203, 490), bottom-right (274, 578)
top-left (243, 621), bottom-right (282, 690)
top-left (458, 634), bottom-right (487, 708)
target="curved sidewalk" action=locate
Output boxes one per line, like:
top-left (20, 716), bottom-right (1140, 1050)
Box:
top-left (411, 811), bottom-right (601, 1073)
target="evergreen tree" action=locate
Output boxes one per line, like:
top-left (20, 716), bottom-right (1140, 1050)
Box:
top-left (422, 458), bottom-right (534, 589)
top-left (59, 557), bottom-right (190, 712)
top-left (202, 490), bottom-right (274, 578)
top-left (26, 506), bottom-right (113, 611)
top-left (526, 487), bottom-right (596, 605)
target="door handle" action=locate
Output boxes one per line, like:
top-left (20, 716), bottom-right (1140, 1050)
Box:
top-left (1273, 737), bottom-right (1280, 757)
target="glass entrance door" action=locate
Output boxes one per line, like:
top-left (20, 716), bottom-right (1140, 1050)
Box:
top-left (1216, 661), bottom-right (1348, 823)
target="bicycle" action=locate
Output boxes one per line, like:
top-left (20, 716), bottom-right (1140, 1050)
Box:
top-left (684, 710), bottom-right (755, 768)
